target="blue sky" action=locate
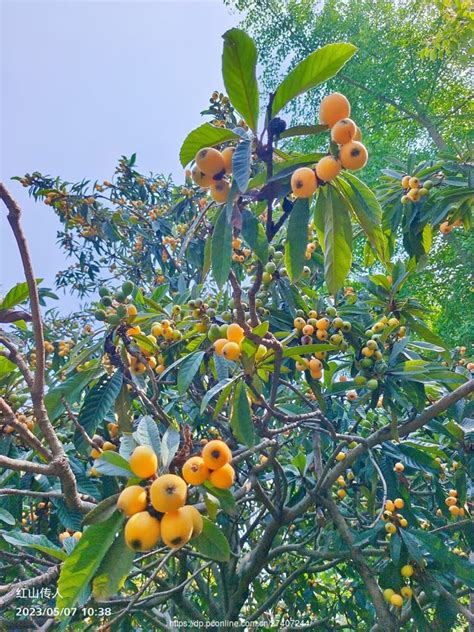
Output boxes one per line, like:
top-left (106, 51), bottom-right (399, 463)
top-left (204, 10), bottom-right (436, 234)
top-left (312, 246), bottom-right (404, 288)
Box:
top-left (0, 0), bottom-right (238, 309)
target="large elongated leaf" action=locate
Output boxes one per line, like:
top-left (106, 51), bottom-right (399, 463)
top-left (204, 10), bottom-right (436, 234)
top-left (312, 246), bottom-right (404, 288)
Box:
top-left (0, 356), bottom-right (16, 377)
top-left (161, 426), bottom-right (181, 470)
top-left (200, 378), bottom-right (236, 414)
top-left (338, 173), bottom-right (388, 262)
top-left (232, 139), bottom-right (252, 192)
top-left (45, 369), bottom-right (101, 421)
top-left (75, 371), bottom-right (123, 453)
top-left (272, 43), bottom-right (357, 116)
top-left (211, 185), bottom-right (237, 288)
top-left (133, 415), bottom-right (162, 457)
top-left (177, 351), bottom-right (205, 395)
top-left (284, 198), bottom-right (310, 282)
top-left (279, 124), bottom-right (328, 139)
top-left (179, 123), bottom-right (240, 167)
top-left (57, 512), bottom-right (124, 609)
top-left (95, 451), bottom-right (133, 477)
top-left (222, 28), bottom-right (259, 132)
top-left (318, 186), bottom-right (353, 295)
top-left (192, 516), bottom-right (230, 561)
top-left (92, 532), bottom-right (135, 599)
top-left (0, 281), bottom-right (30, 309)
top-left (231, 382), bottom-right (255, 447)
top-left (241, 209), bottom-right (268, 263)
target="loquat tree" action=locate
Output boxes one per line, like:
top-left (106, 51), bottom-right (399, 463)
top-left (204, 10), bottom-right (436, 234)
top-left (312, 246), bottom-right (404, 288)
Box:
top-left (0, 28), bottom-right (473, 631)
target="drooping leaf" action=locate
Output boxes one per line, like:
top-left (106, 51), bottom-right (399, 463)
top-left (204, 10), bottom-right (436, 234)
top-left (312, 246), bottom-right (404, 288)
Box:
top-left (241, 209), bottom-right (269, 263)
top-left (0, 508), bottom-right (15, 525)
top-left (0, 281), bottom-right (31, 310)
top-left (179, 123), bottom-right (240, 167)
top-left (92, 531), bottom-right (135, 599)
top-left (75, 371), bottom-right (123, 453)
top-left (320, 186), bottom-right (353, 295)
top-left (272, 43), bottom-right (357, 115)
top-left (161, 426), bottom-right (181, 470)
top-left (338, 172), bottom-right (388, 262)
top-left (211, 185), bottom-right (237, 288)
top-left (177, 351), bottom-right (205, 395)
top-left (232, 139), bottom-right (252, 192)
top-left (231, 382), bottom-right (255, 447)
top-left (57, 511), bottom-right (124, 609)
top-left (192, 516), bottom-right (231, 561)
top-left (200, 378), bottom-right (237, 414)
top-left (285, 198), bottom-right (310, 281)
top-left (83, 494), bottom-right (120, 526)
top-left (222, 28), bottom-right (259, 132)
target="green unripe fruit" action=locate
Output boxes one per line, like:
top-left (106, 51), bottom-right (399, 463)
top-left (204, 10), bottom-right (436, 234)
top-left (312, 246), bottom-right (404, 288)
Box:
top-left (116, 305), bottom-right (127, 319)
top-left (388, 317), bottom-right (399, 327)
top-left (419, 187), bottom-right (429, 197)
top-left (354, 375), bottom-right (367, 386)
top-left (255, 298), bottom-right (262, 308)
top-left (326, 307), bottom-right (337, 317)
top-left (208, 299), bottom-right (217, 309)
top-left (367, 340), bottom-right (378, 350)
top-left (295, 309), bottom-right (305, 318)
top-left (273, 250), bottom-right (283, 261)
top-left (219, 324), bottom-right (229, 337)
top-left (173, 330), bottom-right (183, 341)
top-left (262, 272), bottom-right (273, 285)
top-left (194, 299), bottom-right (203, 308)
top-left (207, 308), bottom-right (216, 318)
top-left (107, 314), bottom-right (121, 326)
top-left (330, 334), bottom-right (343, 345)
top-left (367, 379), bottom-right (378, 391)
top-left (374, 350), bottom-right (383, 360)
top-left (360, 358), bottom-right (373, 368)
top-left (188, 300), bottom-right (196, 308)
top-left (101, 296), bottom-right (112, 307)
top-left (265, 262), bottom-right (276, 274)
top-left (401, 195), bottom-right (410, 204)
top-left (303, 266), bottom-right (311, 277)
top-left (99, 287), bottom-right (110, 298)
top-left (340, 341), bottom-right (349, 351)
top-left (423, 180), bottom-right (433, 190)
top-left (122, 280), bottom-right (134, 296)
top-left (333, 317), bottom-right (344, 329)
top-left (365, 329), bottom-right (374, 337)
top-left (208, 324), bottom-right (221, 343)
top-left (115, 291), bottom-right (126, 303)
top-left (279, 267), bottom-right (288, 277)
top-left (341, 321), bottom-right (352, 332)
top-left (268, 246), bottom-right (275, 257)
top-left (94, 309), bottom-right (107, 321)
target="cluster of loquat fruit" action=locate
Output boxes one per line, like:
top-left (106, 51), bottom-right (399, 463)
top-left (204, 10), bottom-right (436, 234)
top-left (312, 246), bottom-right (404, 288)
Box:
top-left (443, 488), bottom-right (466, 518)
top-left (19, 501), bottom-right (52, 533)
top-left (383, 564), bottom-right (415, 608)
top-left (191, 146), bottom-right (234, 204)
top-left (290, 92), bottom-right (367, 199)
top-left (382, 497), bottom-right (408, 535)
top-left (439, 216), bottom-right (464, 235)
top-left (400, 175), bottom-right (431, 204)
top-left (117, 440), bottom-right (234, 552)
top-left (0, 412), bottom-right (35, 435)
top-left (212, 322), bottom-right (266, 363)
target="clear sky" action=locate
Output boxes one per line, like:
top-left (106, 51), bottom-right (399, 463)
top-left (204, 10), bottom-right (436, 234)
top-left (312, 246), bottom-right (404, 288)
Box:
top-left (0, 0), bottom-right (238, 310)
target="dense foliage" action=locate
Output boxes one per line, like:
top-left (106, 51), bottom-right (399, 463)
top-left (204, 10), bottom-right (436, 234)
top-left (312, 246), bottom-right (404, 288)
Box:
top-left (0, 21), bottom-right (473, 632)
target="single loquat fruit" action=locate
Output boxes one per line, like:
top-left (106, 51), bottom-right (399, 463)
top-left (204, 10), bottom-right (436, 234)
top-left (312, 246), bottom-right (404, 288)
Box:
top-left (319, 92), bottom-right (351, 127)
top-left (129, 445), bottom-right (158, 479)
top-left (213, 338), bottom-right (228, 356)
top-left (390, 594), bottom-right (403, 608)
top-left (181, 505), bottom-right (203, 538)
top-left (331, 118), bottom-right (356, 144)
top-left (211, 180), bottom-right (230, 204)
top-left (401, 564), bottom-right (414, 578)
top-left (315, 155), bottom-right (342, 181)
top-left (222, 341), bottom-right (240, 361)
top-left (222, 147), bottom-right (235, 174)
top-left (383, 588), bottom-right (395, 602)
top-left (150, 474), bottom-right (187, 513)
top-left (401, 586), bottom-right (413, 599)
top-left (117, 485), bottom-right (147, 517)
top-left (394, 462), bottom-right (405, 473)
top-left (182, 456), bottom-right (210, 486)
top-left (227, 323), bottom-right (245, 344)
top-left (393, 498), bottom-right (404, 509)
top-left (161, 508), bottom-right (194, 548)
top-left (209, 463), bottom-right (235, 489)
top-left (202, 439), bottom-right (232, 470)
top-left (340, 142), bottom-right (368, 171)
top-left (125, 511), bottom-right (161, 551)
top-left (445, 496), bottom-right (457, 507)
top-left (291, 167), bottom-right (318, 198)
top-left (195, 147), bottom-right (225, 176)
top-left (191, 166), bottom-right (213, 189)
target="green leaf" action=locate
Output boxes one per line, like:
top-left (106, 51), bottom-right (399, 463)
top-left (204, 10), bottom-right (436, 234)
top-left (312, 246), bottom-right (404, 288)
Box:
top-left (92, 532), bottom-right (135, 599)
top-left (192, 516), bottom-right (230, 561)
top-left (282, 343), bottom-right (336, 358)
top-left (285, 198), bottom-right (310, 282)
top-left (320, 186), bottom-right (353, 295)
top-left (232, 139), bottom-right (252, 192)
top-left (161, 426), bottom-right (181, 470)
top-left (0, 508), bottom-right (15, 525)
top-left (57, 511), bottom-right (124, 609)
top-left (45, 369), bottom-right (101, 422)
top-left (177, 351), bottom-right (205, 395)
top-left (200, 378), bottom-right (237, 414)
top-left (211, 186), bottom-right (236, 288)
top-left (202, 483), bottom-right (237, 515)
top-left (242, 209), bottom-right (269, 263)
top-left (222, 28), bottom-right (259, 132)
top-left (338, 172), bottom-right (388, 262)
top-left (0, 530), bottom-right (66, 560)
top-left (75, 371), bottom-right (123, 453)
top-left (133, 415), bottom-right (162, 457)
top-left (0, 281), bottom-right (31, 309)
top-left (0, 356), bottom-right (16, 377)
top-left (179, 123), bottom-right (240, 167)
top-left (83, 494), bottom-right (120, 526)
top-left (279, 124), bottom-right (328, 139)
top-left (95, 451), bottom-right (133, 477)
top-left (272, 43), bottom-right (357, 115)
top-left (231, 382), bottom-right (255, 447)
